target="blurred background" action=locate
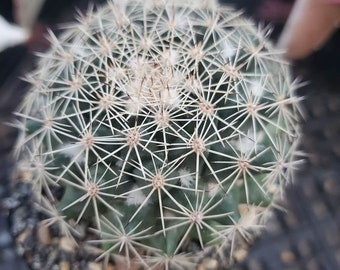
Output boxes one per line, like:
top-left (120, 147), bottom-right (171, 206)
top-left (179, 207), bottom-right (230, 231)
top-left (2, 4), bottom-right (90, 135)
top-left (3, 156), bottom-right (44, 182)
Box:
top-left (0, 0), bottom-right (339, 269)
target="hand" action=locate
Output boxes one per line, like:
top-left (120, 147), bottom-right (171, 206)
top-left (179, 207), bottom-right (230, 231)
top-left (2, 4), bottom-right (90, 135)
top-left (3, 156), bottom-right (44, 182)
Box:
top-left (277, 0), bottom-right (340, 60)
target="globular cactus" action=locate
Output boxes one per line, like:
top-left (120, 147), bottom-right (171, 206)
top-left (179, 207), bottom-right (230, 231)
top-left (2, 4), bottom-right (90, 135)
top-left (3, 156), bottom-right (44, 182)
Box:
top-left (15, 0), bottom-right (303, 268)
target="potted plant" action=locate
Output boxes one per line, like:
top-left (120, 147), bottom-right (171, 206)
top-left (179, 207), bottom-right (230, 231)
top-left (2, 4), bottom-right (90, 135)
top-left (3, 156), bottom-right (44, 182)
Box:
top-left (12, 0), bottom-right (302, 269)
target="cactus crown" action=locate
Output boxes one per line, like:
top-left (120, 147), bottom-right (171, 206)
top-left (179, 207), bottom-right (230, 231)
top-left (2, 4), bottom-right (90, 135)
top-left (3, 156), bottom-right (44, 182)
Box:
top-left (15, 0), bottom-right (302, 268)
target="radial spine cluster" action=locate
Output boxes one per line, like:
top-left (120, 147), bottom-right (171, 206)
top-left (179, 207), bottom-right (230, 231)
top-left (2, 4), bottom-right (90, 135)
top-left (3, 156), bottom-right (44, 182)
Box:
top-left (15, 0), bottom-right (302, 268)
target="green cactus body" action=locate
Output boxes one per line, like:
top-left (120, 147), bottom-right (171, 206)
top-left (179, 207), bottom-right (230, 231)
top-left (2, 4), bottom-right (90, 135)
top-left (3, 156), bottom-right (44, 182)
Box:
top-left (15, 0), bottom-right (302, 268)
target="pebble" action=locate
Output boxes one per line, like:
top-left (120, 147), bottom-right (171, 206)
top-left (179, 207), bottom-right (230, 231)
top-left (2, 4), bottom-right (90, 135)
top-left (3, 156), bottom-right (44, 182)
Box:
top-left (233, 249), bottom-right (248, 262)
top-left (59, 261), bottom-right (71, 270)
top-left (37, 223), bottom-right (51, 245)
top-left (59, 236), bottom-right (76, 253)
top-left (197, 258), bottom-right (218, 270)
top-left (280, 250), bottom-right (296, 264)
top-left (0, 230), bottom-right (13, 248)
top-left (0, 160), bottom-right (31, 270)
top-left (87, 262), bottom-right (102, 270)
top-left (2, 196), bottom-right (20, 209)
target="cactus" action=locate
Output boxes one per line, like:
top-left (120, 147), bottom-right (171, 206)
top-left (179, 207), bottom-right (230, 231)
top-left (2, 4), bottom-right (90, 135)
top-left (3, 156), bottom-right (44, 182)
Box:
top-left (15, 0), bottom-right (302, 268)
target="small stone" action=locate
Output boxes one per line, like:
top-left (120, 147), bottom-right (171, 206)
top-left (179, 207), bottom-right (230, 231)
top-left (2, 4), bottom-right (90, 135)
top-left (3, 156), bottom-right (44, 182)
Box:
top-left (16, 228), bottom-right (33, 247)
top-left (87, 262), bottom-right (102, 270)
top-left (280, 250), bottom-right (295, 264)
top-left (233, 248), bottom-right (248, 262)
top-left (59, 261), bottom-right (70, 270)
top-left (59, 236), bottom-right (76, 253)
top-left (106, 263), bottom-right (116, 270)
top-left (3, 197), bottom-right (20, 209)
top-left (0, 230), bottom-right (13, 248)
top-left (15, 182), bottom-right (33, 199)
top-left (37, 223), bottom-right (51, 245)
top-left (323, 177), bottom-right (337, 193)
top-left (198, 258), bottom-right (218, 270)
